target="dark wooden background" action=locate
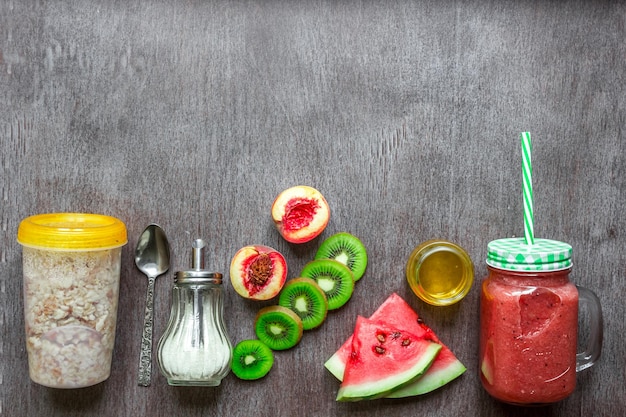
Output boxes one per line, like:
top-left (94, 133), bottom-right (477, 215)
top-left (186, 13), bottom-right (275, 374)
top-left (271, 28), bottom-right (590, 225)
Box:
top-left (1, 1), bottom-right (624, 416)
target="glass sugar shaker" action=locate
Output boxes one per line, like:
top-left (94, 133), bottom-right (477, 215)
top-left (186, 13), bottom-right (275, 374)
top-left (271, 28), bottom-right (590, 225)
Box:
top-left (157, 238), bottom-right (232, 386)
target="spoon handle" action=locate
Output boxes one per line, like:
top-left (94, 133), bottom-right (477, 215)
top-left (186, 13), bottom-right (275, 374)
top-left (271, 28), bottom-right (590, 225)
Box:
top-left (138, 276), bottom-right (156, 387)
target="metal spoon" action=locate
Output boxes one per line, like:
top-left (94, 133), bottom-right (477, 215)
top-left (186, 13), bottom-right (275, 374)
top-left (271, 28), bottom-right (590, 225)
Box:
top-left (135, 224), bottom-right (170, 387)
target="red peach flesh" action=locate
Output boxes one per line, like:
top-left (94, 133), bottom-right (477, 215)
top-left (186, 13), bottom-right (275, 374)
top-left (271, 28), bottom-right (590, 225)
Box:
top-left (271, 185), bottom-right (330, 244)
top-left (282, 197), bottom-right (321, 231)
top-left (230, 245), bottom-right (287, 300)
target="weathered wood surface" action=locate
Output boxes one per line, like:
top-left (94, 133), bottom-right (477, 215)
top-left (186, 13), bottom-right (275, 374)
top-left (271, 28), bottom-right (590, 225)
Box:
top-left (1, 1), bottom-right (625, 416)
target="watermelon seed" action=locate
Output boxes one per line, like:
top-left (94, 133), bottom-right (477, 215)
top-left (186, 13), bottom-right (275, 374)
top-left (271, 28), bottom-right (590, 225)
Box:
top-left (402, 338), bottom-right (411, 346)
top-left (374, 346), bottom-right (385, 355)
top-left (377, 334), bottom-right (386, 343)
top-left (391, 331), bottom-right (401, 339)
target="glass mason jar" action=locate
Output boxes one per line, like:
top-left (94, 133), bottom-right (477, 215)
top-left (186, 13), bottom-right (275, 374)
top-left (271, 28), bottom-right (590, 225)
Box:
top-left (17, 213), bottom-right (127, 388)
top-left (479, 238), bottom-right (602, 405)
top-left (157, 239), bottom-right (232, 386)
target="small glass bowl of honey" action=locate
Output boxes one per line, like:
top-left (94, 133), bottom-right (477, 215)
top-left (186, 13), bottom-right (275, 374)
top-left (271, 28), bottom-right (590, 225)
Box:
top-left (406, 240), bottom-right (474, 306)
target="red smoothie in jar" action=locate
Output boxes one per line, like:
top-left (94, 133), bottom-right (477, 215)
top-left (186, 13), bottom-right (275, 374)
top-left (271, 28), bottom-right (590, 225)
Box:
top-left (480, 268), bottom-right (578, 404)
top-left (479, 238), bottom-right (579, 405)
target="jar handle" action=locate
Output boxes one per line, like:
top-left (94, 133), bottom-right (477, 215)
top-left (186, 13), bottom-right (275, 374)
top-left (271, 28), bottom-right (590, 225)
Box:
top-left (576, 286), bottom-right (603, 372)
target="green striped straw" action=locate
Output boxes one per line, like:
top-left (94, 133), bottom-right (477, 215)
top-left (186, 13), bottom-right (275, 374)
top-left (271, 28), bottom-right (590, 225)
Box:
top-left (521, 132), bottom-right (534, 245)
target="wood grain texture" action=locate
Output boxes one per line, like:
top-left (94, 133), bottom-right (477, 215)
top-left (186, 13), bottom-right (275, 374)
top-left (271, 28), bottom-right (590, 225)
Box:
top-left (1, 0), bottom-right (625, 416)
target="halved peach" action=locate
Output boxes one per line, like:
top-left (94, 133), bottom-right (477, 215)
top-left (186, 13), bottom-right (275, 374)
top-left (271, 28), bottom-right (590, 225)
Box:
top-left (271, 185), bottom-right (330, 244)
top-left (230, 245), bottom-right (288, 300)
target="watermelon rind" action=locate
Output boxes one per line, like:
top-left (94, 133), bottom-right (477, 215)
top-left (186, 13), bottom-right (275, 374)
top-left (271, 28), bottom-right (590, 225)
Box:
top-left (385, 356), bottom-right (467, 397)
top-left (336, 341), bottom-right (441, 401)
top-left (323, 353), bottom-right (345, 380)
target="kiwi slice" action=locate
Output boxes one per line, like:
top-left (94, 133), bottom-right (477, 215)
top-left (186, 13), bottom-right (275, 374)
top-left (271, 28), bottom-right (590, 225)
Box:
top-left (231, 339), bottom-right (274, 380)
top-left (300, 259), bottom-right (355, 310)
top-left (315, 232), bottom-right (368, 281)
top-left (278, 277), bottom-right (328, 330)
top-left (254, 305), bottom-right (303, 350)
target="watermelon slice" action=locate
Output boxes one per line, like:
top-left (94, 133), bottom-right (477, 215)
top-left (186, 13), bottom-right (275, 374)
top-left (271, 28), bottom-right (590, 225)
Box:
top-left (336, 316), bottom-right (441, 401)
top-left (325, 292), bottom-right (466, 397)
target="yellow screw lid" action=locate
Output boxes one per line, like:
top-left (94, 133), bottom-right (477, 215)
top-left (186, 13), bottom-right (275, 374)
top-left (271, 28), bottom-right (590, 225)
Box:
top-left (17, 213), bottom-right (127, 251)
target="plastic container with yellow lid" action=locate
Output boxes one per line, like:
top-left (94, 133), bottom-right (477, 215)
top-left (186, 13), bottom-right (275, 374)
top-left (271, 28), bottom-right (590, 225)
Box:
top-left (17, 212), bottom-right (127, 250)
top-left (17, 213), bottom-right (127, 388)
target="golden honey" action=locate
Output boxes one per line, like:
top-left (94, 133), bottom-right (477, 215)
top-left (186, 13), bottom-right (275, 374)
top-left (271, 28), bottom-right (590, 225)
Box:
top-left (406, 240), bottom-right (473, 306)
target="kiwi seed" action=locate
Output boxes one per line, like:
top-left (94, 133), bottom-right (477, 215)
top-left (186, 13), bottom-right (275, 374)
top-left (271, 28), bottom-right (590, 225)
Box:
top-left (299, 259), bottom-right (355, 310)
top-left (254, 305), bottom-right (303, 350)
top-left (315, 232), bottom-right (368, 281)
top-left (231, 339), bottom-right (274, 380)
top-left (278, 277), bottom-right (328, 330)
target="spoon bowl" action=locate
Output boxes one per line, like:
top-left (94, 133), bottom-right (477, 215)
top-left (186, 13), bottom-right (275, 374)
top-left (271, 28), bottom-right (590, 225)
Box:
top-left (135, 224), bottom-right (170, 387)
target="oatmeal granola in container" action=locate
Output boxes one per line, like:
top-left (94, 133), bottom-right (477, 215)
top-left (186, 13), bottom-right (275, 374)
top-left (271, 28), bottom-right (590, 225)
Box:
top-left (17, 213), bottom-right (127, 388)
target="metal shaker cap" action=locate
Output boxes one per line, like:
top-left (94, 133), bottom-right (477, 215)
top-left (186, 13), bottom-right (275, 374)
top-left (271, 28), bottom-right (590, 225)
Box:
top-left (175, 239), bottom-right (222, 284)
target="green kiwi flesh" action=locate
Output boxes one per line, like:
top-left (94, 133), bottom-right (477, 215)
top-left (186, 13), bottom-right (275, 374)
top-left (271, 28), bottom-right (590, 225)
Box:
top-left (231, 339), bottom-right (274, 380)
top-left (254, 305), bottom-right (303, 350)
top-left (278, 277), bottom-right (328, 330)
top-left (315, 232), bottom-right (368, 281)
top-left (300, 259), bottom-right (354, 310)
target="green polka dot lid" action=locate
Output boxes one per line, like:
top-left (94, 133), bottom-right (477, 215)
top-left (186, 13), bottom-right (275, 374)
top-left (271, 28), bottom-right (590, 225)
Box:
top-left (486, 237), bottom-right (572, 272)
